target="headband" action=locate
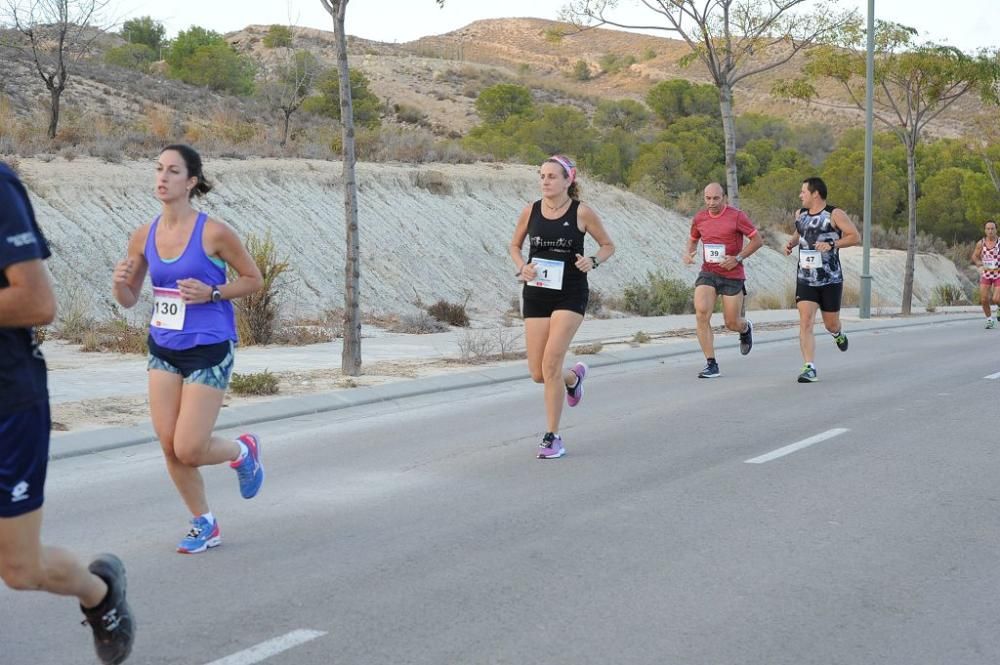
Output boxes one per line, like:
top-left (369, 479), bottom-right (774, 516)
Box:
top-left (549, 155), bottom-right (577, 184)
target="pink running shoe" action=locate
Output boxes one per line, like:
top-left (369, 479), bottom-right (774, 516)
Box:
top-left (537, 433), bottom-right (566, 459)
top-left (566, 362), bottom-right (588, 407)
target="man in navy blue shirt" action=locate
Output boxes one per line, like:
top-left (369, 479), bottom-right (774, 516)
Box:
top-left (0, 162), bottom-right (135, 664)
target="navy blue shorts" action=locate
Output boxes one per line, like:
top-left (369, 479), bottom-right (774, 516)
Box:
top-left (0, 401), bottom-right (50, 518)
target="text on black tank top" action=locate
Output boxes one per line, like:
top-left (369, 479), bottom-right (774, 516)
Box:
top-left (527, 200), bottom-right (586, 286)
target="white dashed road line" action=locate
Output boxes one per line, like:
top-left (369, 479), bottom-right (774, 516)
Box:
top-left (983, 371), bottom-right (1000, 380)
top-left (745, 428), bottom-right (850, 464)
top-left (203, 629), bottom-right (327, 665)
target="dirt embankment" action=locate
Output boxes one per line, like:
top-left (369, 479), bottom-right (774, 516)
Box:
top-left (15, 157), bottom-right (964, 321)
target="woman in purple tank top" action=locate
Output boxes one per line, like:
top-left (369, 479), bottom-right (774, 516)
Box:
top-left (111, 145), bottom-right (265, 554)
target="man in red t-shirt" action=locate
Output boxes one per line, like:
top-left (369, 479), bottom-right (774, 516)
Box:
top-left (683, 182), bottom-right (763, 378)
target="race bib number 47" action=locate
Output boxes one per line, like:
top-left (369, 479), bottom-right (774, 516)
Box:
top-left (799, 249), bottom-right (821, 270)
top-left (529, 258), bottom-right (565, 290)
top-left (151, 287), bottom-right (186, 330)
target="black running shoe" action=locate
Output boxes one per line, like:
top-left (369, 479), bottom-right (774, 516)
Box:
top-left (739, 320), bottom-right (753, 355)
top-left (698, 361), bottom-right (721, 378)
top-left (833, 331), bottom-right (848, 351)
top-left (81, 554), bottom-right (135, 665)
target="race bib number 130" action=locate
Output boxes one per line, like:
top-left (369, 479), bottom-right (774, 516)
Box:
top-left (151, 287), bottom-right (186, 330)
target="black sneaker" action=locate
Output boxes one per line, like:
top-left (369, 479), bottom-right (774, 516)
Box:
top-left (739, 320), bottom-right (753, 355)
top-left (81, 554), bottom-right (135, 665)
top-left (698, 361), bottom-right (720, 378)
top-left (833, 331), bottom-right (848, 351)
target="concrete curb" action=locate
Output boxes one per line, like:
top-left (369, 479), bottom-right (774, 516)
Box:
top-left (50, 312), bottom-right (977, 460)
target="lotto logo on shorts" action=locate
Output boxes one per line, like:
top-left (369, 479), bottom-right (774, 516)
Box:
top-left (11, 481), bottom-right (29, 503)
top-left (5, 232), bottom-right (37, 248)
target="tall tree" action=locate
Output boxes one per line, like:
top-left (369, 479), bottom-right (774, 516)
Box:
top-left (260, 48), bottom-right (321, 146)
top-left (121, 15), bottom-right (164, 52)
top-left (564, 0), bottom-right (856, 208)
top-left (782, 21), bottom-right (999, 313)
top-left (3, 0), bottom-right (110, 138)
top-left (319, 0), bottom-right (443, 376)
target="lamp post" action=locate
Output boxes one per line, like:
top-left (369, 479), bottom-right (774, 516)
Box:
top-left (859, 0), bottom-right (875, 317)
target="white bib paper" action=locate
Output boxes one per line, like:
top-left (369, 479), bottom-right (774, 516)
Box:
top-left (799, 249), bottom-right (821, 270)
top-left (985, 259), bottom-right (998, 270)
top-left (529, 258), bottom-right (565, 291)
top-left (151, 287), bottom-right (186, 330)
top-left (704, 243), bottom-right (726, 264)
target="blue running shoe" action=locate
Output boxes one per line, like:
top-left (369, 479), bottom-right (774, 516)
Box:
top-left (176, 516), bottom-right (221, 554)
top-left (231, 433), bottom-right (264, 499)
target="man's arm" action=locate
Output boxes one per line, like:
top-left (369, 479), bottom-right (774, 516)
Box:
top-left (0, 259), bottom-right (55, 328)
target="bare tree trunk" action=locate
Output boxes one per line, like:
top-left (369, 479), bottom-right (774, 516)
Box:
top-left (47, 87), bottom-right (61, 138)
top-left (985, 157), bottom-right (1000, 193)
top-left (718, 82), bottom-right (739, 208)
top-left (901, 139), bottom-right (917, 315)
top-left (280, 110), bottom-right (291, 147)
top-left (331, 0), bottom-right (362, 375)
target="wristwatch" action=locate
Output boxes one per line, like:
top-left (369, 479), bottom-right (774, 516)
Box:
top-left (590, 256), bottom-right (600, 268)
top-left (735, 255), bottom-right (744, 264)
top-left (211, 286), bottom-right (223, 303)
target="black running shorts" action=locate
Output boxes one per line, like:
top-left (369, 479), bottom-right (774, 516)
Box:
top-left (795, 281), bottom-right (843, 312)
top-left (522, 284), bottom-right (589, 318)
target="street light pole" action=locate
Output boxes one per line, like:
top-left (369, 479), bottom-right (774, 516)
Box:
top-left (859, 0), bottom-right (875, 318)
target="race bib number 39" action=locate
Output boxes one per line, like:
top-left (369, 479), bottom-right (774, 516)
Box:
top-left (799, 249), bottom-right (821, 270)
top-left (151, 287), bottom-right (186, 330)
top-left (704, 243), bottom-right (726, 264)
top-left (529, 258), bottom-right (565, 291)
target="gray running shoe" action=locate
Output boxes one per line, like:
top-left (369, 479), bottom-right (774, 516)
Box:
top-left (698, 361), bottom-right (721, 378)
top-left (797, 364), bottom-right (818, 383)
top-left (739, 320), bottom-right (753, 355)
top-left (833, 331), bottom-right (848, 351)
top-left (81, 554), bottom-right (135, 665)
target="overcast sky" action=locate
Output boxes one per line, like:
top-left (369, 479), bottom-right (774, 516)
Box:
top-left (110, 0), bottom-right (996, 53)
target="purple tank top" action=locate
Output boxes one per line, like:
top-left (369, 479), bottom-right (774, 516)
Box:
top-left (143, 212), bottom-right (237, 350)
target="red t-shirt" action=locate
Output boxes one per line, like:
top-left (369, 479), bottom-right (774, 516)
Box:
top-left (690, 205), bottom-right (758, 280)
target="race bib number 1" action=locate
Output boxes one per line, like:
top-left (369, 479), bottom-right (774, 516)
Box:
top-left (704, 243), bottom-right (726, 264)
top-left (799, 249), bottom-right (821, 270)
top-left (151, 287), bottom-right (186, 330)
top-left (529, 258), bottom-right (565, 291)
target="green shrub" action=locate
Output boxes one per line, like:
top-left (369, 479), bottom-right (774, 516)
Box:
top-left (427, 299), bottom-right (470, 327)
top-left (231, 232), bottom-right (290, 345)
top-left (230, 370), bottom-right (279, 396)
top-left (571, 60), bottom-right (591, 81)
top-left (933, 283), bottom-right (967, 306)
top-left (263, 25), bottom-right (293, 48)
top-left (105, 44), bottom-right (157, 72)
top-left (622, 271), bottom-right (694, 316)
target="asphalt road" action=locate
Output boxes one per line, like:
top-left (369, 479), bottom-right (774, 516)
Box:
top-left (4, 318), bottom-right (1000, 665)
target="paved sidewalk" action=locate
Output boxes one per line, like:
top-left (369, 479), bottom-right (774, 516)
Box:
top-left (48, 307), bottom-right (982, 459)
top-left (47, 306), bottom-right (979, 459)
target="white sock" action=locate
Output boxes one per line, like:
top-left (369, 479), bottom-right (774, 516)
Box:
top-left (234, 440), bottom-right (248, 462)
top-left (200, 512), bottom-right (215, 526)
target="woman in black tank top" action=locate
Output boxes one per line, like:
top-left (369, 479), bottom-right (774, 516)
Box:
top-left (508, 155), bottom-right (616, 459)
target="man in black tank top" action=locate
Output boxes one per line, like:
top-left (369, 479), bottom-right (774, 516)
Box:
top-left (510, 155), bottom-right (615, 459)
top-left (783, 177), bottom-right (860, 383)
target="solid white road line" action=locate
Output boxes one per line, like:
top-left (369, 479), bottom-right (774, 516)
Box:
top-left (204, 629), bottom-right (327, 665)
top-left (745, 428), bottom-right (850, 464)
top-left (983, 371), bottom-right (1000, 380)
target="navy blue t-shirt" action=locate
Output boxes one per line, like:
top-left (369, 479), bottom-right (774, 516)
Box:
top-left (0, 162), bottom-right (51, 418)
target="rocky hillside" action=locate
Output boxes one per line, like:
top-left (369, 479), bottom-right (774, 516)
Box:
top-left (14, 157), bottom-right (964, 323)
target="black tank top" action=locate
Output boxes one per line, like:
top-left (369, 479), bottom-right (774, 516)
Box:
top-left (526, 200), bottom-right (587, 288)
